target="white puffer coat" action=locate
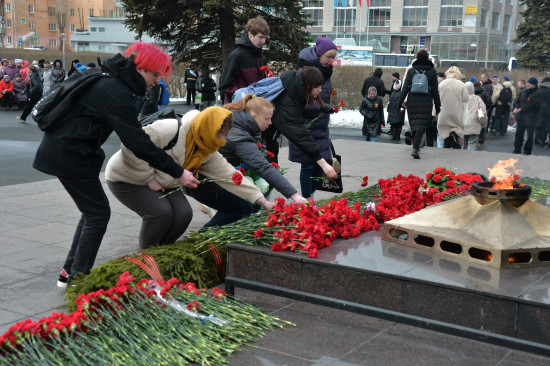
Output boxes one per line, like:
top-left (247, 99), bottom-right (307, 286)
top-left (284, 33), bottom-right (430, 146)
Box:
top-left (464, 82), bottom-right (487, 136)
top-left (437, 77), bottom-right (468, 139)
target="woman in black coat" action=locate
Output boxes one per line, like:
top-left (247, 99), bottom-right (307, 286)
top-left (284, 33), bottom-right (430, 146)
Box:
top-left (262, 66), bottom-right (337, 196)
top-left (387, 79), bottom-right (405, 140)
top-left (397, 49), bottom-right (441, 159)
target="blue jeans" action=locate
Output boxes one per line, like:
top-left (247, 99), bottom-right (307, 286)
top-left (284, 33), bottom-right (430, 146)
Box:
top-left (365, 136), bottom-right (378, 142)
top-left (186, 181), bottom-right (252, 228)
top-left (299, 163), bottom-right (323, 198)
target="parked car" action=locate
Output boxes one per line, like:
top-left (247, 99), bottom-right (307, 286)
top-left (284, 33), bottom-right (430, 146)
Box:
top-left (24, 46), bottom-right (45, 51)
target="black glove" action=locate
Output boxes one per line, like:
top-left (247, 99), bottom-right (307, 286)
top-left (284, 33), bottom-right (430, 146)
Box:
top-left (321, 105), bottom-right (335, 114)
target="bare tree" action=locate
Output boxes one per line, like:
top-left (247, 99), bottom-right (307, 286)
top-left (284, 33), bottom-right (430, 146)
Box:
top-left (55, 0), bottom-right (67, 51)
top-left (77, 8), bottom-right (85, 30)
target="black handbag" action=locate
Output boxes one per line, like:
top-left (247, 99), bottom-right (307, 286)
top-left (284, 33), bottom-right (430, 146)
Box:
top-left (316, 143), bottom-right (343, 194)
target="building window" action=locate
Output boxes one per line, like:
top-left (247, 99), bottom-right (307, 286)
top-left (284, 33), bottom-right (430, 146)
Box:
top-left (492, 12), bottom-right (500, 30)
top-left (439, 0), bottom-right (463, 27)
top-left (29, 5), bottom-right (34, 14)
top-left (302, 0), bottom-right (323, 27)
top-left (333, 0), bottom-right (356, 27)
top-left (48, 7), bottom-right (56, 16)
top-left (503, 14), bottom-right (511, 35)
top-left (109, 10), bottom-right (114, 17)
top-left (98, 27), bottom-right (105, 32)
top-left (116, 8), bottom-right (125, 18)
top-left (70, 24), bottom-right (75, 32)
top-left (49, 23), bottom-right (57, 31)
top-left (5, 3), bottom-right (10, 12)
top-left (99, 45), bottom-right (105, 51)
top-left (506, 0), bottom-right (513, 4)
top-left (29, 21), bottom-right (35, 30)
top-left (49, 39), bottom-right (57, 47)
top-left (368, 0), bottom-right (391, 27)
top-left (90, 27), bottom-right (96, 32)
top-left (402, 0), bottom-right (428, 27)
top-left (7, 36), bottom-right (11, 45)
top-left (70, 8), bottom-right (75, 17)
top-left (89, 9), bottom-right (94, 17)
top-left (480, 8), bottom-right (488, 28)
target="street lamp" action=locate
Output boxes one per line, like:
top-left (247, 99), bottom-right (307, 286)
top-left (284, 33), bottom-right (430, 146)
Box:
top-left (61, 33), bottom-right (66, 71)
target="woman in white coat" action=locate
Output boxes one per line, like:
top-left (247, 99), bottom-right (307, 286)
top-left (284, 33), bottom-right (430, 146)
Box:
top-left (463, 81), bottom-right (487, 150)
top-left (437, 66), bottom-right (468, 148)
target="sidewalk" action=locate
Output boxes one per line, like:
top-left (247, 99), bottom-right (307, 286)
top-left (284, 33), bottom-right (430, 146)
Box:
top-left (1, 140), bottom-right (550, 364)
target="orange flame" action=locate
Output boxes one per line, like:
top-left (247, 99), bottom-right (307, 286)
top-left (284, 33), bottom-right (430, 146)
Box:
top-left (488, 158), bottom-right (522, 189)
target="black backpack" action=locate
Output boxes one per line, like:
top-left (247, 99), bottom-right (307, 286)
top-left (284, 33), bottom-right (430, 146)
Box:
top-left (31, 69), bottom-right (111, 131)
top-left (499, 87), bottom-right (512, 105)
top-left (138, 107), bottom-right (182, 150)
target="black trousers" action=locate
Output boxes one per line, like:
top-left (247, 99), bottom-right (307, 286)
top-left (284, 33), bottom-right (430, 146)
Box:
top-left (186, 89), bottom-right (196, 104)
top-left (58, 175), bottom-right (111, 278)
top-left (514, 120), bottom-right (534, 155)
top-left (1, 92), bottom-right (13, 108)
top-left (20, 93), bottom-right (41, 121)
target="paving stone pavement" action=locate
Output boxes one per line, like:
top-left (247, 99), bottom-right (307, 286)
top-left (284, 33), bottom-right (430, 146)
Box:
top-left (1, 139), bottom-right (550, 365)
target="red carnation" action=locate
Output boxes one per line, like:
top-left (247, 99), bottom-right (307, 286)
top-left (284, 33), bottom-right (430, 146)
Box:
top-left (340, 99), bottom-right (345, 108)
top-left (254, 229), bottom-right (263, 238)
top-left (232, 172), bottom-right (243, 185)
top-left (426, 172), bottom-right (433, 180)
top-left (446, 180), bottom-right (456, 189)
top-left (271, 162), bottom-right (280, 169)
top-left (266, 151), bottom-right (275, 158)
top-left (333, 106), bottom-right (339, 113)
top-left (443, 170), bottom-right (452, 176)
top-left (361, 176), bottom-right (368, 187)
top-left (434, 167), bottom-right (443, 174)
top-left (433, 174), bottom-right (443, 183)
top-left (186, 300), bottom-right (200, 312)
top-left (308, 248), bottom-right (319, 258)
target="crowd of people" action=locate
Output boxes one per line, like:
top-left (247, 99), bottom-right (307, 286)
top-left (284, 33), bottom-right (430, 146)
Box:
top-left (359, 54), bottom-right (548, 159)
top-left (26, 15), bottom-right (547, 287)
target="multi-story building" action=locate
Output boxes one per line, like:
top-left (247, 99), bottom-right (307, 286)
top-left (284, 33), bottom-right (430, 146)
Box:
top-left (0, 0), bottom-right (121, 50)
top-left (303, 0), bottom-right (524, 67)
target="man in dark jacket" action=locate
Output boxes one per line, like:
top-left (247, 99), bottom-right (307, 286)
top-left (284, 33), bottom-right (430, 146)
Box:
top-left (513, 77), bottom-right (542, 155)
top-left (33, 42), bottom-right (200, 287)
top-left (538, 77), bottom-right (550, 146)
top-left (200, 70), bottom-right (217, 110)
top-left (478, 73), bottom-right (493, 146)
top-left (184, 67), bottom-right (197, 105)
top-left (361, 67), bottom-right (388, 98)
top-left (398, 49), bottom-right (441, 159)
top-left (220, 17), bottom-right (269, 103)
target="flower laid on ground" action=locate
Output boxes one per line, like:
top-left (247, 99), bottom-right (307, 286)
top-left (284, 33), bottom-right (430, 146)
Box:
top-left (159, 172), bottom-right (244, 199)
top-left (0, 272), bottom-right (291, 365)
top-left (425, 167), bottom-right (483, 193)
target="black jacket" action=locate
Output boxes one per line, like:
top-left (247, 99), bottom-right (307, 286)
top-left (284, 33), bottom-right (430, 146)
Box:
top-left (219, 110), bottom-right (297, 198)
top-left (481, 80), bottom-right (493, 109)
top-left (200, 76), bottom-right (217, 102)
top-left (361, 68), bottom-right (388, 98)
top-left (387, 86), bottom-right (404, 126)
top-left (475, 83), bottom-right (490, 109)
top-left (289, 46), bottom-right (333, 165)
top-left (220, 32), bottom-right (267, 103)
top-left (33, 53), bottom-right (184, 179)
top-left (52, 58), bottom-right (65, 84)
top-left (398, 59), bottom-right (441, 132)
top-left (539, 82), bottom-right (550, 132)
top-left (513, 86), bottom-right (526, 109)
top-left (360, 95), bottom-right (385, 136)
top-left (266, 69), bottom-right (323, 163)
top-left (518, 86), bottom-right (542, 127)
top-left (184, 68), bottom-right (197, 90)
top-left (140, 84), bottom-right (161, 116)
top-left (28, 71), bottom-right (43, 96)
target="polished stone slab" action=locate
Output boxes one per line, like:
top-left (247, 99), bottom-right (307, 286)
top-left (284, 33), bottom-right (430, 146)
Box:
top-left (227, 227), bottom-right (550, 346)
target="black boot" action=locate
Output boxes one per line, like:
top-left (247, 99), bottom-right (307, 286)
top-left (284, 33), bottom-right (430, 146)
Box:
top-left (411, 148), bottom-right (420, 159)
top-left (394, 127), bottom-right (402, 141)
top-left (404, 130), bottom-right (412, 145)
top-left (390, 128), bottom-right (396, 140)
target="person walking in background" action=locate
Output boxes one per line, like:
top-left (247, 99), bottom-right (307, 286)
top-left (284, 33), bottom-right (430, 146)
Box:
top-left (290, 36), bottom-right (338, 199)
top-left (513, 77), bottom-right (542, 155)
top-left (491, 78), bottom-right (515, 136)
top-left (478, 73), bottom-right (494, 147)
top-left (360, 86), bottom-right (385, 142)
top-left (398, 49), bottom-right (441, 159)
top-left (184, 66), bottom-right (197, 106)
top-left (438, 66), bottom-right (468, 149)
top-left (33, 42), bottom-right (197, 287)
top-left (158, 78), bottom-right (170, 111)
top-left (387, 78), bottom-right (405, 141)
top-left (16, 65), bottom-right (42, 123)
top-left (200, 70), bottom-right (217, 110)
top-left (194, 70), bottom-right (203, 110)
top-left (361, 67), bottom-right (388, 98)
top-left (463, 81), bottom-right (487, 151)
top-left (220, 17), bottom-right (269, 103)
